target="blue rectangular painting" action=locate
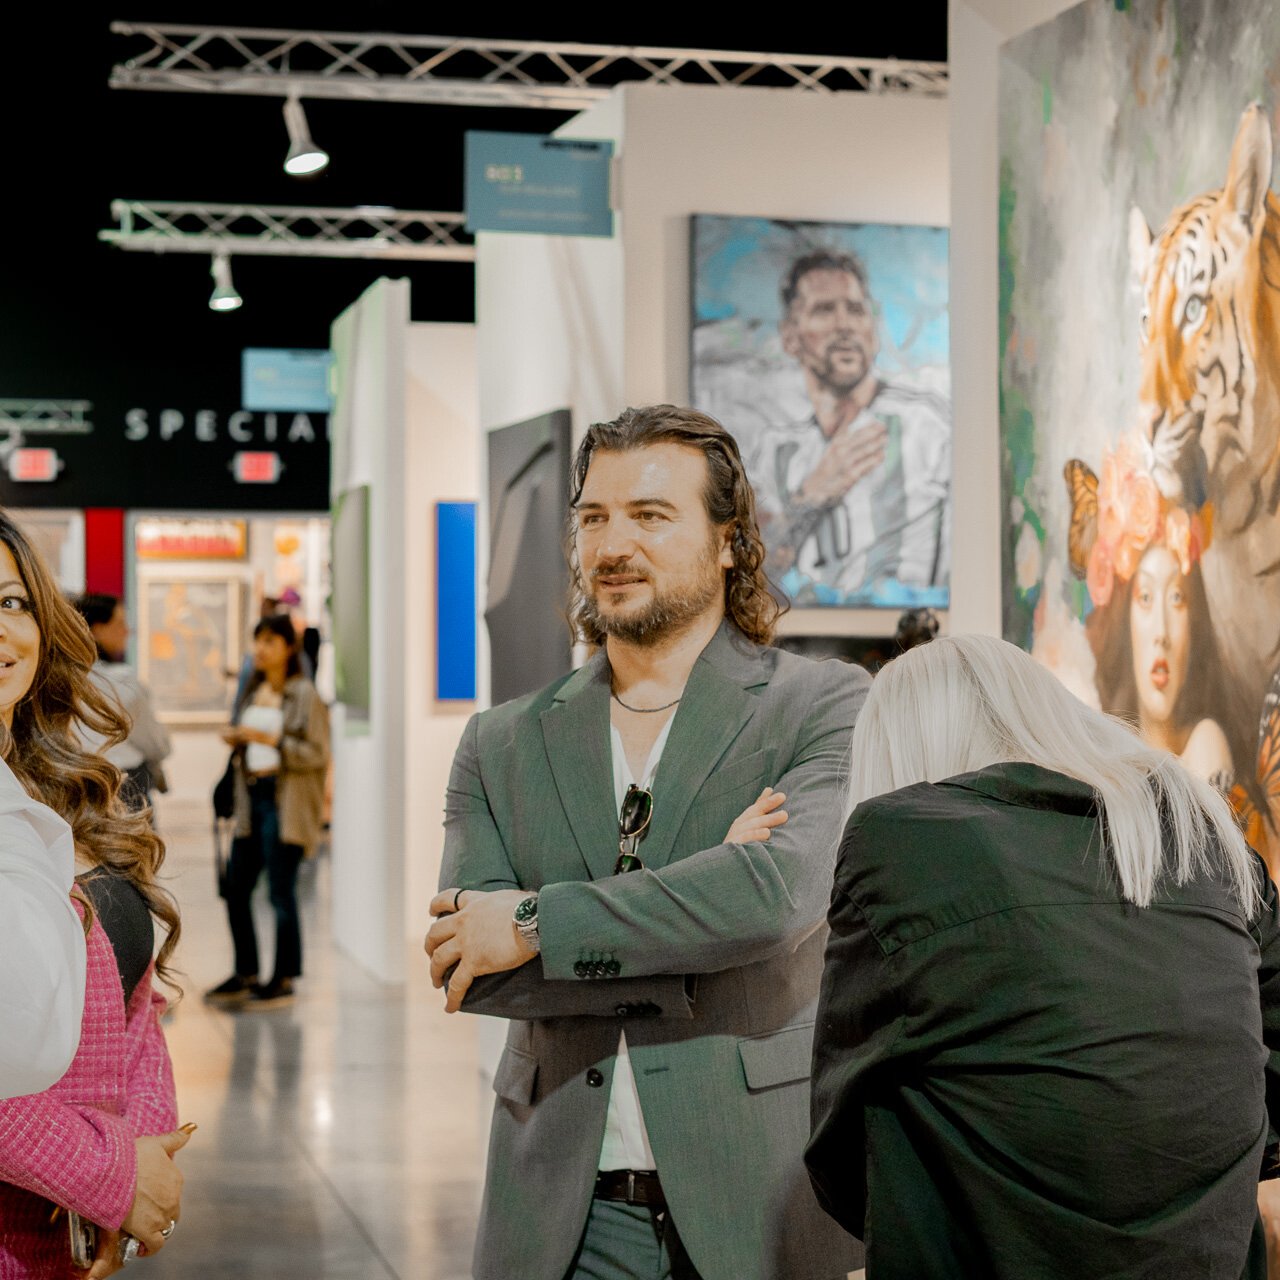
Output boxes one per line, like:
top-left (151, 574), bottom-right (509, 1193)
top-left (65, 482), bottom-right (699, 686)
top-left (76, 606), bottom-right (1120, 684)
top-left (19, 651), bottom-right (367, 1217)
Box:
top-left (436, 502), bottom-right (476, 701)
top-left (690, 214), bottom-right (951, 609)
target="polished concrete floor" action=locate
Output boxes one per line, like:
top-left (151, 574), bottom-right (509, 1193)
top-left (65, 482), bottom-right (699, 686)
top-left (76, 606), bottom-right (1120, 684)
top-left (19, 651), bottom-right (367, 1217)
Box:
top-left (145, 734), bottom-right (863, 1280)
top-left (146, 735), bottom-right (486, 1280)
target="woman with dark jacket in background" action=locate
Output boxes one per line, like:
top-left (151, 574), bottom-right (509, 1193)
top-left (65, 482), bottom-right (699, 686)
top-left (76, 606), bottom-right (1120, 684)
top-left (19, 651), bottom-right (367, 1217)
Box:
top-left (206, 614), bottom-right (329, 1011)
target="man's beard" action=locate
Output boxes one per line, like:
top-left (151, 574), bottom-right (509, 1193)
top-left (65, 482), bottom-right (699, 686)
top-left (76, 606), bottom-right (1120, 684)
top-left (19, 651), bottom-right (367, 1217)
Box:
top-left (582, 544), bottom-right (724, 647)
top-left (814, 343), bottom-right (870, 394)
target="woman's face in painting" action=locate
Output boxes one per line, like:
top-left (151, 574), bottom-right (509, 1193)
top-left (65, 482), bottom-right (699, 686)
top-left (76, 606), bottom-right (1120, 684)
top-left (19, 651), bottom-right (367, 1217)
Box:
top-left (1129, 544), bottom-right (1190, 728)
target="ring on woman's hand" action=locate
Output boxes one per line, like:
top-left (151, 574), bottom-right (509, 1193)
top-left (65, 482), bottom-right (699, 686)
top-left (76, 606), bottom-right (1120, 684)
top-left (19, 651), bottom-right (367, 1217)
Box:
top-left (161, 1220), bottom-right (176, 1238)
top-left (453, 889), bottom-right (463, 911)
top-left (119, 1236), bottom-right (142, 1265)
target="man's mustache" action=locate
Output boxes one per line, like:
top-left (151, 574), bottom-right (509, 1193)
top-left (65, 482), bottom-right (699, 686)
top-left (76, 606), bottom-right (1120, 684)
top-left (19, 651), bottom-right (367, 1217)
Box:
top-left (591, 561), bottom-right (650, 583)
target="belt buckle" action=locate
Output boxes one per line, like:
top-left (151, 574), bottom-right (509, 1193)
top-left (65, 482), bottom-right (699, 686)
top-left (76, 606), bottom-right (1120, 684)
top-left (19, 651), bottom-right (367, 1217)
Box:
top-left (627, 1171), bottom-right (636, 1203)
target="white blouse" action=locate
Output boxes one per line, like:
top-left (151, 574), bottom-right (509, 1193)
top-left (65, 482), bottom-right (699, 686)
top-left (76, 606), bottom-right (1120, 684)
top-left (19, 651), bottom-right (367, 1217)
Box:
top-left (0, 757), bottom-right (86, 1099)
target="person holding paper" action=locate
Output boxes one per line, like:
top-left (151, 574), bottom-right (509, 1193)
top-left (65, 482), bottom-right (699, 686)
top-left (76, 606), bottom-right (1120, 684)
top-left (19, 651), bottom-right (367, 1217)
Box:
top-left (207, 614), bottom-right (329, 1011)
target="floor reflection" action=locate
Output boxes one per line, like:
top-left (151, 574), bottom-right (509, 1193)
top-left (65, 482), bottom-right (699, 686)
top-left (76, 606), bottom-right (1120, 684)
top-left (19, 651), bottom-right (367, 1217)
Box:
top-left (145, 793), bottom-right (482, 1280)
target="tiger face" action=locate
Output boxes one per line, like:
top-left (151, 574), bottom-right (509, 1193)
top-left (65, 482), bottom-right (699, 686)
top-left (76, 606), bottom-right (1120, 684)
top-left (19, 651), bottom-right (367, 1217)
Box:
top-left (1129, 103), bottom-right (1280, 534)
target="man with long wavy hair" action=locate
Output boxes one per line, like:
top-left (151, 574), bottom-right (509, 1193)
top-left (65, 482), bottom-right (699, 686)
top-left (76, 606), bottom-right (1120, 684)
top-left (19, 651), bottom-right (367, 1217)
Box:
top-left (425, 405), bottom-right (869, 1280)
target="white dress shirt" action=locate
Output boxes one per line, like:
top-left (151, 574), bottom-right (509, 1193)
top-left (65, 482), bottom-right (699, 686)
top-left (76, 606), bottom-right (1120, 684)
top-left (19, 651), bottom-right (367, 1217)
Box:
top-left (0, 757), bottom-right (86, 1099)
top-left (597, 716), bottom-right (676, 1172)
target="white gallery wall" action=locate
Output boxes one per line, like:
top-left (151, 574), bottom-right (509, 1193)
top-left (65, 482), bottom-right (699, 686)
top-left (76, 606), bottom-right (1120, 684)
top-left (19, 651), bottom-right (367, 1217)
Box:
top-left (329, 277), bottom-right (478, 983)
top-left (475, 93), bottom-right (625, 450)
top-left (949, 0), bottom-right (1080, 636)
top-left (478, 83), bottom-right (950, 641)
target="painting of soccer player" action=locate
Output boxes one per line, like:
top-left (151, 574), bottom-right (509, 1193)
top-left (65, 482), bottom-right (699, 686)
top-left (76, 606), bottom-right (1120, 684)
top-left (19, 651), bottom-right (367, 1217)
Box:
top-left (690, 217), bottom-right (950, 609)
top-left (755, 248), bottom-right (951, 605)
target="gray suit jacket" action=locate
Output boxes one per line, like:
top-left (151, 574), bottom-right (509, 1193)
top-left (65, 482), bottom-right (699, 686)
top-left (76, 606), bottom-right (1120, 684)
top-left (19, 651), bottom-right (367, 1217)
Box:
top-left (440, 622), bottom-right (869, 1280)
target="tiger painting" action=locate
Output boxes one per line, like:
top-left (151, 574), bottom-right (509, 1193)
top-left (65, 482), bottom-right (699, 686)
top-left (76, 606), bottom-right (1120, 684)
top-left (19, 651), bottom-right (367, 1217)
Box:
top-left (1128, 103), bottom-right (1280, 820)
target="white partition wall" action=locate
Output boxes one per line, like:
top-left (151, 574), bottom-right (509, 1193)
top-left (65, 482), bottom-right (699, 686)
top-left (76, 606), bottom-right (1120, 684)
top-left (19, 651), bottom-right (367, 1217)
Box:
top-left (477, 83), bottom-right (950, 641)
top-left (329, 278), bottom-right (478, 983)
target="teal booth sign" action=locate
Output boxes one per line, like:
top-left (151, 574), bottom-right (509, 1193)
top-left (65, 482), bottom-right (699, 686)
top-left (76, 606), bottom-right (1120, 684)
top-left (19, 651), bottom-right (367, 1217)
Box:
top-left (242, 348), bottom-right (334, 413)
top-left (465, 132), bottom-right (614, 238)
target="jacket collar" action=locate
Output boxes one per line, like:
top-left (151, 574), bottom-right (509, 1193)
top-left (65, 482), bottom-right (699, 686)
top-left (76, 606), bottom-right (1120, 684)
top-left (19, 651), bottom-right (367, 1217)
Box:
top-left (541, 620), bottom-right (768, 879)
top-left (940, 761), bottom-right (1098, 816)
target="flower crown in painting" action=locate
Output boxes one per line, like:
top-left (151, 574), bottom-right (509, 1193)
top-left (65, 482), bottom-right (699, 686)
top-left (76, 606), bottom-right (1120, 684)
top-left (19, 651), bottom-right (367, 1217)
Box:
top-left (1064, 434), bottom-right (1211, 609)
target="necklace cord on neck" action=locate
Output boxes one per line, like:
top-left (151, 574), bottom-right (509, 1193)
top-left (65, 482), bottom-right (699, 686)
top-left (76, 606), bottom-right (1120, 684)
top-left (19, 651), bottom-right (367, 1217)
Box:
top-left (611, 691), bottom-right (682, 714)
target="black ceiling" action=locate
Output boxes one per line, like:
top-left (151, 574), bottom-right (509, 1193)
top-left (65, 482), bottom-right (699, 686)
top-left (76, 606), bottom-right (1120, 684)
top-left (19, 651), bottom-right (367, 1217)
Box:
top-left (0, 6), bottom-right (948, 422)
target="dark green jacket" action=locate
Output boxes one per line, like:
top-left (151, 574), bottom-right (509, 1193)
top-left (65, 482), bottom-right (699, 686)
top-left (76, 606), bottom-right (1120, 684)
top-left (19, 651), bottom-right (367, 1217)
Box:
top-left (807, 762), bottom-right (1280, 1279)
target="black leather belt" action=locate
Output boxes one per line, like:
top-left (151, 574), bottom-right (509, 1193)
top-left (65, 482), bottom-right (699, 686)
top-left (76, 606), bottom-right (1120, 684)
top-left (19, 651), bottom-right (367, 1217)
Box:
top-left (594, 1170), bottom-right (665, 1209)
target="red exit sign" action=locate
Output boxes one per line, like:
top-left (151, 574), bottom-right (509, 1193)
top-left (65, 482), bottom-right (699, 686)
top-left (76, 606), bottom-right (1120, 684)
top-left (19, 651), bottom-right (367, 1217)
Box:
top-left (7, 448), bottom-right (62, 482)
top-left (231, 451), bottom-right (283, 484)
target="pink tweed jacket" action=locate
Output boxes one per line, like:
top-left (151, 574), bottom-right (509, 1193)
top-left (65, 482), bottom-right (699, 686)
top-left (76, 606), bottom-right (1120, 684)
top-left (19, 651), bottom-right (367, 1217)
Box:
top-left (0, 902), bottom-right (177, 1279)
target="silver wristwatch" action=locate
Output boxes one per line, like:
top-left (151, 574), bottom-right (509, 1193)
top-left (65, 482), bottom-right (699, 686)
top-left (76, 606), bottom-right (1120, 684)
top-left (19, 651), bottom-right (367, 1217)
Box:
top-left (513, 893), bottom-right (540, 953)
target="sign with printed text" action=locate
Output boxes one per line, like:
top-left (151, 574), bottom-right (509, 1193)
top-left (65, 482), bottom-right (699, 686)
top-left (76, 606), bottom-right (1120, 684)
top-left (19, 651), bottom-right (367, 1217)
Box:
top-left (464, 132), bottom-right (614, 238)
top-left (242, 348), bottom-right (334, 413)
top-left (137, 517), bottom-right (248, 560)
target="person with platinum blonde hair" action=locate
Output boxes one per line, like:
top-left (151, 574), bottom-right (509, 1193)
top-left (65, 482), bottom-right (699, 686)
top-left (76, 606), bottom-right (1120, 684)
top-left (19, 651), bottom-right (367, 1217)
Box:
top-left (806, 633), bottom-right (1280, 1279)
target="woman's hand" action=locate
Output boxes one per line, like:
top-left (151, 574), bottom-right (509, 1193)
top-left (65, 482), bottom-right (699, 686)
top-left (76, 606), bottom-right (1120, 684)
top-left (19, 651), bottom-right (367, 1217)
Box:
top-left (120, 1128), bottom-right (191, 1254)
top-left (723, 787), bottom-right (788, 845)
top-left (81, 1228), bottom-right (123, 1280)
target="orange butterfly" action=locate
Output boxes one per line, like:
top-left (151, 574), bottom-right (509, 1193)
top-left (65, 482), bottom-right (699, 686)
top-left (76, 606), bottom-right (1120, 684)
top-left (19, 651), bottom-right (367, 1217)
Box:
top-left (1062, 459), bottom-right (1098, 580)
top-left (1229, 669), bottom-right (1280, 881)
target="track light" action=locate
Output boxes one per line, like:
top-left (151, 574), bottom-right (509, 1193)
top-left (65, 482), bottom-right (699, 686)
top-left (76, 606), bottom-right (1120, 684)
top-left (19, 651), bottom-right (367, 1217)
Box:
top-left (283, 96), bottom-right (329, 176)
top-left (209, 254), bottom-right (242, 312)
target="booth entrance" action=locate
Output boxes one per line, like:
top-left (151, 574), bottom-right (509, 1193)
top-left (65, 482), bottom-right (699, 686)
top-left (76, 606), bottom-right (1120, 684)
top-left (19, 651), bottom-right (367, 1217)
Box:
top-left (125, 511), bottom-right (330, 727)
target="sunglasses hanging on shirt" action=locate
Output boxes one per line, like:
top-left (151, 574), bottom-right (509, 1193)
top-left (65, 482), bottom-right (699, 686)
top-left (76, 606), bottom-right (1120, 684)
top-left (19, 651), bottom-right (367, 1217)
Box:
top-left (615, 783), bottom-right (653, 874)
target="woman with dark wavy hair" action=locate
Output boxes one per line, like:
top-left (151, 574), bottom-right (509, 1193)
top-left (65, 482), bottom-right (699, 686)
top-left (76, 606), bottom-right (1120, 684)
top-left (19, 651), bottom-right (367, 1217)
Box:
top-left (0, 512), bottom-right (189, 1278)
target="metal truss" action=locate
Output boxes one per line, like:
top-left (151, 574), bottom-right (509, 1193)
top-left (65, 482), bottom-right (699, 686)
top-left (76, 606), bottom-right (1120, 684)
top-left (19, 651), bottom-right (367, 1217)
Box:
top-left (0, 402), bottom-right (94, 434)
top-left (98, 201), bottom-right (475, 262)
top-left (0, 402), bottom-right (94, 457)
top-left (109, 24), bottom-right (948, 109)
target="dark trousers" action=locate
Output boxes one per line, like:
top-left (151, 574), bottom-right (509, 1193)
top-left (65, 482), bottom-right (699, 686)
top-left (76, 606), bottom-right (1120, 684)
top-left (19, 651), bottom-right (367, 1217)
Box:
top-left (224, 777), bottom-right (303, 983)
top-left (564, 1201), bottom-right (701, 1280)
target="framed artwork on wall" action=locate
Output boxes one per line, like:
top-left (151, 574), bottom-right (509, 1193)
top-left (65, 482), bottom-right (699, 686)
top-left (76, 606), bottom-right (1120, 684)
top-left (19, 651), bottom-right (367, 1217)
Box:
top-left (136, 569), bottom-right (242, 723)
top-left (331, 484), bottom-right (370, 721)
top-left (690, 214), bottom-right (951, 609)
top-left (484, 409), bottom-right (572, 706)
top-left (998, 0), bottom-right (1280, 873)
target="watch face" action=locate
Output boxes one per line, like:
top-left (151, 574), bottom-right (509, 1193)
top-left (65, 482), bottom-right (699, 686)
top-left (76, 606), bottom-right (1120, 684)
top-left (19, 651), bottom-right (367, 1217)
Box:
top-left (514, 896), bottom-right (537, 924)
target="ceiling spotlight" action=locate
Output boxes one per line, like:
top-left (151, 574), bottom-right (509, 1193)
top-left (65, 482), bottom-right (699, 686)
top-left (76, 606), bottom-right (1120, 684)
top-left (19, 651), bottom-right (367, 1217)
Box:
top-left (209, 254), bottom-right (242, 312)
top-left (283, 96), bottom-right (329, 176)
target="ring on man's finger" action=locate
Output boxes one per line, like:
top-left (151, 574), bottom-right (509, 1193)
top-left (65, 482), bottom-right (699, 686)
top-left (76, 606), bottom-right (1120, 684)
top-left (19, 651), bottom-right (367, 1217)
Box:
top-left (453, 888), bottom-right (463, 911)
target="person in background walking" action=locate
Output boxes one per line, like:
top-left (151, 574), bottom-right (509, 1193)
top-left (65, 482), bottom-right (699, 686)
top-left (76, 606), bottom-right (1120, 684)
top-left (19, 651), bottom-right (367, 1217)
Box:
top-left (206, 615), bottom-right (329, 1011)
top-left (74, 593), bottom-right (172, 815)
